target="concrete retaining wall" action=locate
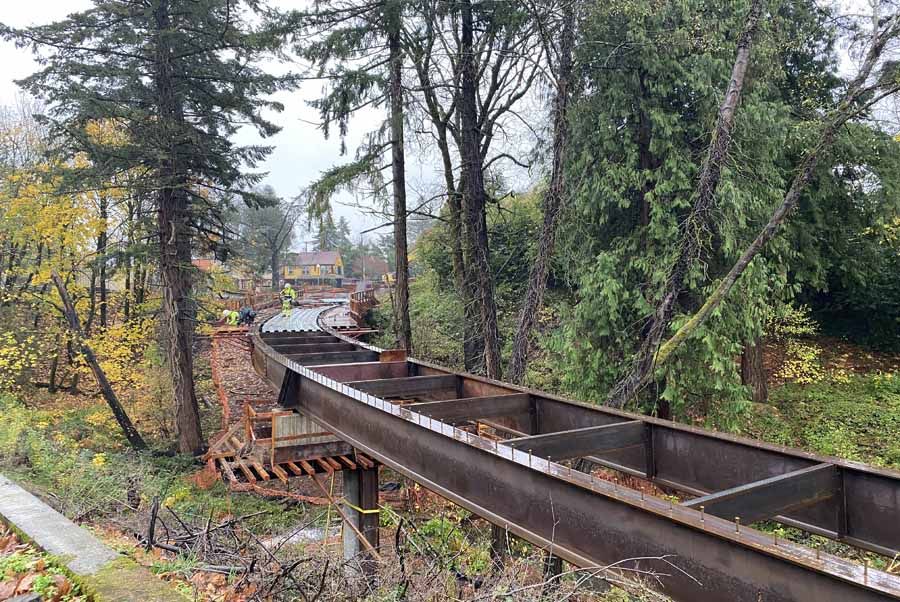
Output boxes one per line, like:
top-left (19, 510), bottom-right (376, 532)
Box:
top-left (0, 474), bottom-right (187, 601)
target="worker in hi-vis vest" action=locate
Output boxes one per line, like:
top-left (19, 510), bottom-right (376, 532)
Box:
top-left (280, 282), bottom-right (297, 316)
top-left (221, 309), bottom-right (239, 326)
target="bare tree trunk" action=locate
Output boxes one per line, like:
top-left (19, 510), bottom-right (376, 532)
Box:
top-left (388, 5), bottom-right (411, 353)
top-left (155, 0), bottom-right (203, 455)
top-left (407, 15), bottom-right (480, 370)
top-left (51, 270), bottom-right (146, 450)
top-left (135, 262), bottom-right (146, 308)
top-left (508, 7), bottom-right (577, 384)
top-left (85, 268), bottom-right (97, 335)
top-left (98, 193), bottom-right (108, 329)
top-left (459, 0), bottom-right (501, 379)
top-left (158, 188), bottom-right (203, 454)
top-left (270, 251), bottom-right (280, 290)
top-left (741, 338), bottom-right (768, 402)
top-left (606, 0), bottom-right (763, 408)
top-left (48, 335), bottom-right (60, 394)
top-left (124, 201), bottom-right (134, 321)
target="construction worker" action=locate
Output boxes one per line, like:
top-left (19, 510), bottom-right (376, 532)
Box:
top-left (221, 308), bottom-right (240, 326)
top-left (237, 306), bottom-right (257, 326)
top-left (281, 282), bottom-right (297, 316)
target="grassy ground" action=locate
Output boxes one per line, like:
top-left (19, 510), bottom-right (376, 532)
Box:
top-left (741, 371), bottom-right (900, 469)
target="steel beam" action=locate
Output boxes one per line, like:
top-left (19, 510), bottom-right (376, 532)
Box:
top-left (312, 361), bottom-right (410, 382)
top-left (286, 350), bottom-right (380, 365)
top-left (266, 362), bottom-right (897, 601)
top-left (506, 420), bottom-right (645, 460)
top-left (407, 394), bottom-right (531, 424)
top-left (410, 367), bottom-right (900, 559)
top-left (269, 342), bottom-right (359, 354)
top-left (342, 467), bottom-right (380, 575)
top-left (348, 375), bottom-right (459, 398)
top-left (250, 323), bottom-right (900, 601)
top-left (682, 463), bottom-right (839, 524)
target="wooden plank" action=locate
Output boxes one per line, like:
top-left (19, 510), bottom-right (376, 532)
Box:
top-left (285, 461), bottom-right (304, 477)
top-left (205, 450), bottom-right (238, 461)
top-left (325, 457), bottom-right (342, 471)
top-left (316, 459), bottom-right (334, 475)
top-left (355, 453), bottom-right (374, 469)
top-left (338, 455), bottom-right (357, 470)
top-left (406, 394), bottom-right (530, 424)
top-left (218, 459), bottom-right (238, 483)
top-left (299, 459), bottom-right (318, 476)
top-left (505, 420), bottom-right (645, 460)
top-left (347, 375), bottom-right (458, 398)
top-left (236, 461), bottom-right (256, 483)
top-left (682, 463), bottom-right (839, 524)
top-left (250, 461), bottom-right (271, 481)
top-left (270, 464), bottom-right (290, 484)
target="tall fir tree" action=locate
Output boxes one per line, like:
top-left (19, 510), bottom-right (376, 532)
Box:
top-left (296, 0), bottom-right (412, 351)
top-left (2, 0), bottom-right (295, 453)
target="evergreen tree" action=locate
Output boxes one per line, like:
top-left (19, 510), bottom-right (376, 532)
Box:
top-left (296, 0), bottom-right (412, 351)
top-left (2, 0), bottom-right (295, 453)
top-left (555, 0), bottom-right (828, 415)
top-left (314, 212), bottom-right (344, 251)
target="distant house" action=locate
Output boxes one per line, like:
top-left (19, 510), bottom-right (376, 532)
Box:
top-left (282, 251), bottom-right (344, 286)
top-left (351, 255), bottom-right (390, 280)
top-left (192, 257), bottom-right (220, 272)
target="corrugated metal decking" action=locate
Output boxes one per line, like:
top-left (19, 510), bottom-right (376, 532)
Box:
top-left (262, 306), bottom-right (332, 333)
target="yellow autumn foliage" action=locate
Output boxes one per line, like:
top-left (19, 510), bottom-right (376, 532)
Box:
top-left (0, 332), bottom-right (39, 394)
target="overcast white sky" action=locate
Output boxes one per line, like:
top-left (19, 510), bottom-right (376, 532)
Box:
top-left (0, 0), bottom-right (421, 248)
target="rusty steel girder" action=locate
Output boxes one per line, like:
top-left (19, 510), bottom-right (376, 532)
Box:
top-left (250, 328), bottom-right (900, 602)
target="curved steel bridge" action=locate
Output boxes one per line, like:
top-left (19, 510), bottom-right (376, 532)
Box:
top-left (248, 308), bottom-right (900, 602)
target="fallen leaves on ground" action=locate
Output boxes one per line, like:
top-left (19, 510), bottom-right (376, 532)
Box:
top-left (0, 526), bottom-right (81, 601)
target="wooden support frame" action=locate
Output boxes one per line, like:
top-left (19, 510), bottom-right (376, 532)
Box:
top-left (504, 420), bottom-right (645, 460)
top-left (682, 463), bottom-right (839, 524)
top-left (406, 394), bottom-right (531, 424)
top-left (347, 375), bottom-right (458, 398)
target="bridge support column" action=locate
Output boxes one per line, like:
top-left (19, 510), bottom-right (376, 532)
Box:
top-left (543, 552), bottom-right (563, 580)
top-left (343, 467), bottom-right (379, 575)
top-left (490, 523), bottom-right (508, 568)
top-left (342, 466), bottom-right (380, 576)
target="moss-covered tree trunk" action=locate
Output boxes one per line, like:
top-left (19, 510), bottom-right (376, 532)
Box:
top-left (388, 4), bottom-right (411, 353)
top-left (508, 8), bottom-right (577, 384)
top-left (458, 0), bottom-right (501, 379)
